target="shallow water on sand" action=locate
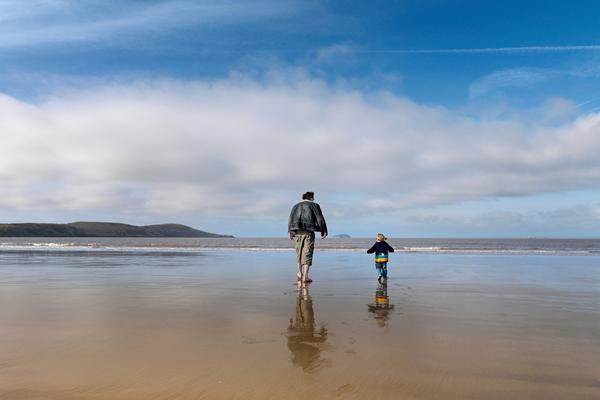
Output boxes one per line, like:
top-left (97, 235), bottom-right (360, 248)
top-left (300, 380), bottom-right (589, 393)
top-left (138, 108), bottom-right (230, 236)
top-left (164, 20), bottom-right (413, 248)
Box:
top-left (1, 250), bottom-right (599, 399)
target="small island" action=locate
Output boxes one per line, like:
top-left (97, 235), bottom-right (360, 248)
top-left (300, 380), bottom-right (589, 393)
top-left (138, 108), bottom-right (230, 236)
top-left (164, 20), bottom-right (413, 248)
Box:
top-left (0, 222), bottom-right (233, 238)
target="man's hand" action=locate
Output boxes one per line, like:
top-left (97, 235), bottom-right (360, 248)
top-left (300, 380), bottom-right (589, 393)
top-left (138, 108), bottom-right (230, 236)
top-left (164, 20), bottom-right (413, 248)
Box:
top-left (321, 233), bottom-right (327, 239)
top-left (288, 232), bottom-right (295, 240)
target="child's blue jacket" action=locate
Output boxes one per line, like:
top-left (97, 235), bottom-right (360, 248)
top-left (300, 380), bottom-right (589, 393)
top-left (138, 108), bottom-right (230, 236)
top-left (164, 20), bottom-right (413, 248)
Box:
top-left (367, 241), bottom-right (395, 256)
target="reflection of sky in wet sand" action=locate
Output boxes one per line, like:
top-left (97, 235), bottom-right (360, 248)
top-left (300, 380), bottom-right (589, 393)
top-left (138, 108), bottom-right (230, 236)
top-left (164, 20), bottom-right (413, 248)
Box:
top-left (0, 250), bottom-right (599, 399)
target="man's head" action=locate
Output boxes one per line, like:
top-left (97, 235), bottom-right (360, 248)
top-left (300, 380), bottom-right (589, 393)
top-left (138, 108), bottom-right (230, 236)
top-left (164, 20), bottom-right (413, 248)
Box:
top-left (302, 192), bottom-right (315, 201)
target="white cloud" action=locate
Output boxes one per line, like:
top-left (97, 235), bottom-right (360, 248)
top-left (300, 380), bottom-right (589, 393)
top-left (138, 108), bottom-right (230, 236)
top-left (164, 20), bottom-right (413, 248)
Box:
top-left (372, 45), bottom-right (600, 54)
top-left (540, 97), bottom-right (579, 123)
top-left (405, 204), bottom-right (600, 236)
top-left (0, 0), bottom-right (296, 48)
top-left (2, 73), bottom-right (600, 220)
top-left (317, 43), bottom-right (356, 63)
top-left (469, 65), bottom-right (600, 101)
top-left (469, 68), bottom-right (553, 98)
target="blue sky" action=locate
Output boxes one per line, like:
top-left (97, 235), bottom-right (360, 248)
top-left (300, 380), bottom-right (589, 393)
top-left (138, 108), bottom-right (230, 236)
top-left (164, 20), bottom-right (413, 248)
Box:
top-left (2, 0), bottom-right (600, 237)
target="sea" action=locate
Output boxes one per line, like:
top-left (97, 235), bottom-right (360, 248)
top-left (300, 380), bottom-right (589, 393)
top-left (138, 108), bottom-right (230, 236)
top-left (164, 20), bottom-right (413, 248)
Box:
top-left (1, 237), bottom-right (600, 255)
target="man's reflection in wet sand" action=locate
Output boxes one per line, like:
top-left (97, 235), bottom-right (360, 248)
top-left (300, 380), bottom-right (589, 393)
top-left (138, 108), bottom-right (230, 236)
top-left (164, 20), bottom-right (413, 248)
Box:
top-left (368, 281), bottom-right (394, 327)
top-left (287, 283), bottom-right (328, 372)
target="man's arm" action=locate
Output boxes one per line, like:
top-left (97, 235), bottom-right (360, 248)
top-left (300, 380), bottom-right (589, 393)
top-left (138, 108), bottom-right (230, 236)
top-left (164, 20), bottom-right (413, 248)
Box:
top-left (314, 203), bottom-right (328, 237)
top-left (288, 204), bottom-right (297, 240)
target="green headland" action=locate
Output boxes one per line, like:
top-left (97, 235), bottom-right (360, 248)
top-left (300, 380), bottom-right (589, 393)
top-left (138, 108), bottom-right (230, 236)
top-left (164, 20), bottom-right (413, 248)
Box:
top-left (0, 222), bottom-right (233, 238)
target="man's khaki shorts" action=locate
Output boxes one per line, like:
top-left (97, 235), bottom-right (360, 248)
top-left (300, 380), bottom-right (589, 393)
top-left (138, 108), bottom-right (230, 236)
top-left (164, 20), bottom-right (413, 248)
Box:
top-left (294, 231), bottom-right (315, 266)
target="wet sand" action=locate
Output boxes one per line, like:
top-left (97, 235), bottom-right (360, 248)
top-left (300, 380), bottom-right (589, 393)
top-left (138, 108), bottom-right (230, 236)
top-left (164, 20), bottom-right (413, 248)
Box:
top-left (1, 251), bottom-right (599, 399)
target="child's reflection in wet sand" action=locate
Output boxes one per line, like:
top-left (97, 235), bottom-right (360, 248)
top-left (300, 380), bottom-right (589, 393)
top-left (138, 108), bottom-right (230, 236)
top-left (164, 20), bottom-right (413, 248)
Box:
top-left (287, 283), bottom-right (328, 372)
top-left (368, 281), bottom-right (394, 327)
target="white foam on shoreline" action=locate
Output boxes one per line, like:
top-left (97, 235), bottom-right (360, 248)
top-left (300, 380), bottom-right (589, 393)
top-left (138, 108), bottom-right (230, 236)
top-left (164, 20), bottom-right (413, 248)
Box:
top-left (0, 242), bottom-right (596, 255)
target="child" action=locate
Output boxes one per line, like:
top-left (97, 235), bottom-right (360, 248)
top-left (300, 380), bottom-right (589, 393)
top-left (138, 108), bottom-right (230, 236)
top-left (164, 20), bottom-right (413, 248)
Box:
top-left (367, 233), bottom-right (395, 282)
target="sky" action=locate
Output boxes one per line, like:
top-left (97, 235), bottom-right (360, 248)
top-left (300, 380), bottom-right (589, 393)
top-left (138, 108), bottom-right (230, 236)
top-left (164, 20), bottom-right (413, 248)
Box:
top-left (2, 0), bottom-right (600, 237)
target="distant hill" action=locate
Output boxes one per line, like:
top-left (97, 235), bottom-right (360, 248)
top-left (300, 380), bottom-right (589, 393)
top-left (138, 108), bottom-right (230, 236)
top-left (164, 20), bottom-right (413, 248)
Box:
top-left (0, 222), bottom-right (233, 238)
top-left (332, 234), bottom-right (352, 238)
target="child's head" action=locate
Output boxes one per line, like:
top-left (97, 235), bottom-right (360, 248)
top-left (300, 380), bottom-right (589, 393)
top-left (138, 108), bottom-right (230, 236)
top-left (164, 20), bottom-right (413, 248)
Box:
top-left (376, 233), bottom-right (387, 241)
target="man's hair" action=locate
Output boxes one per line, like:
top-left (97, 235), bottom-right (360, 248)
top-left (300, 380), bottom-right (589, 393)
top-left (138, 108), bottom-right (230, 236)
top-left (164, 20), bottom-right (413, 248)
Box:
top-left (302, 191), bottom-right (315, 200)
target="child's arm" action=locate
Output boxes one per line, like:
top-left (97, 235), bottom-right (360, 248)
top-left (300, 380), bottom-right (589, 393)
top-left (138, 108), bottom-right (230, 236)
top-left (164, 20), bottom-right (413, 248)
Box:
top-left (385, 241), bottom-right (395, 252)
top-left (367, 244), bottom-right (376, 253)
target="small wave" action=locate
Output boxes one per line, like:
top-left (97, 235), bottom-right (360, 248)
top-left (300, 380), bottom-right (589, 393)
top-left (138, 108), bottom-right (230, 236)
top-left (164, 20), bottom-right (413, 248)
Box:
top-left (403, 246), bottom-right (443, 252)
top-left (0, 243), bottom-right (597, 255)
top-left (32, 242), bottom-right (78, 248)
top-left (2, 238), bottom-right (600, 255)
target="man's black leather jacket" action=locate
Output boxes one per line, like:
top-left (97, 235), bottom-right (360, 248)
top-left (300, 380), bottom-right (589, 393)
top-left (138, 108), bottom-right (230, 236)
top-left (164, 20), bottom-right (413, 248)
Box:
top-left (288, 200), bottom-right (328, 236)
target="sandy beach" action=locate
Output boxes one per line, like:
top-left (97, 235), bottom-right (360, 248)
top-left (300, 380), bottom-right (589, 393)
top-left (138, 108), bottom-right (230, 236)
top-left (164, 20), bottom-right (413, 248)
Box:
top-left (1, 248), bottom-right (599, 399)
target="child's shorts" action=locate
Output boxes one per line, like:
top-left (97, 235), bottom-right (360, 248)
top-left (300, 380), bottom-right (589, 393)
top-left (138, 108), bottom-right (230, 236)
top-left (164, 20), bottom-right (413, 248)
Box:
top-left (375, 262), bottom-right (387, 269)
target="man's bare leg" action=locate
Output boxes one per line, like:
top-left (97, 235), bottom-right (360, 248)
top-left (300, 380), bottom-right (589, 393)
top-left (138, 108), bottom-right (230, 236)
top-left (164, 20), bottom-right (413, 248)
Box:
top-left (302, 264), bottom-right (312, 282)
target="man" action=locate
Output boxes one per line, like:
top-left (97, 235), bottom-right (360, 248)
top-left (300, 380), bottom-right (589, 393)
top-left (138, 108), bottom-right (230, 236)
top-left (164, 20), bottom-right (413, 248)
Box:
top-left (288, 191), bottom-right (328, 283)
